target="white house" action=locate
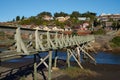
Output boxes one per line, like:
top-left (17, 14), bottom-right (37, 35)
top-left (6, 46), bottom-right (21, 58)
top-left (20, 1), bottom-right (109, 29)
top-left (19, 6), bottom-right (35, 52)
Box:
top-left (42, 15), bottom-right (53, 21)
top-left (43, 26), bottom-right (51, 31)
top-left (78, 17), bottom-right (90, 21)
top-left (51, 26), bottom-right (64, 31)
top-left (56, 16), bottom-right (70, 22)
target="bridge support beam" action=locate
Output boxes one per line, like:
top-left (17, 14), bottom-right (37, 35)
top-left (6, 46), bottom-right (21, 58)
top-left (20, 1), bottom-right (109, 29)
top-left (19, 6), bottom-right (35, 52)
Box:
top-left (36, 54), bottom-right (49, 69)
top-left (34, 54), bottom-right (37, 80)
top-left (67, 49), bottom-right (83, 69)
top-left (33, 51), bottom-right (53, 80)
top-left (53, 50), bottom-right (58, 68)
top-left (48, 50), bottom-right (52, 80)
top-left (67, 51), bottom-right (71, 67)
top-left (76, 47), bottom-right (81, 63)
top-left (78, 45), bottom-right (96, 64)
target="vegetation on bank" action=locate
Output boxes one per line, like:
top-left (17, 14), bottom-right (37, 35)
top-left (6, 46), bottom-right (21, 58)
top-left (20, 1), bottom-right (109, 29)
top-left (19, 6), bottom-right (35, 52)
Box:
top-left (62, 67), bottom-right (99, 78)
top-left (92, 28), bottom-right (106, 35)
top-left (110, 36), bottom-right (120, 47)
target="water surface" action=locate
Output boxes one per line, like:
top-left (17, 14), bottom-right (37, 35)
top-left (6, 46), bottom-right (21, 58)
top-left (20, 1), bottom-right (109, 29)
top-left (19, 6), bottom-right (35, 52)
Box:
top-left (1, 49), bottom-right (120, 64)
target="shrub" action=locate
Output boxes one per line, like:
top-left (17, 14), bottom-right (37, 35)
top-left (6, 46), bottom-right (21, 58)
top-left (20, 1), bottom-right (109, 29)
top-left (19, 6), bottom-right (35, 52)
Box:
top-left (92, 29), bottom-right (106, 35)
top-left (111, 36), bottom-right (120, 47)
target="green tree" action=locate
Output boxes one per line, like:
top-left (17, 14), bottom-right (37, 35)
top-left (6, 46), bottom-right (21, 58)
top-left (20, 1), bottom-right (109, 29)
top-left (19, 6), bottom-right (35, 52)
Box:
top-left (111, 36), bottom-right (120, 47)
top-left (82, 11), bottom-right (96, 22)
top-left (112, 21), bottom-right (120, 30)
top-left (37, 11), bottom-right (52, 18)
top-left (16, 16), bottom-right (20, 21)
top-left (54, 12), bottom-right (69, 17)
top-left (70, 11), bottom-right (81, 19)
top-left (29, 16), bottom-right (36, 23)
top-left (12, 19), bottom-right (15, 22)
top-left (19, 19), bottom-right (31, 25)
top-left (21, 16), bottom-right (25, 21)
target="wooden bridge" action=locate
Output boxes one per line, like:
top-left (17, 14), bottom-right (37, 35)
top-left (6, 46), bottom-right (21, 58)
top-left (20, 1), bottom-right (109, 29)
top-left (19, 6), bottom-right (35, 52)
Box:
top-left (0, 25), bottom-right (96, 80)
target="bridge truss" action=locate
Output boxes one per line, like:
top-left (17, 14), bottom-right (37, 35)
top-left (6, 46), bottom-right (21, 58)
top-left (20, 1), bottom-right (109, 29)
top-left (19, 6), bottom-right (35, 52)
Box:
top-left (0, 26), bottom-right (96, 80)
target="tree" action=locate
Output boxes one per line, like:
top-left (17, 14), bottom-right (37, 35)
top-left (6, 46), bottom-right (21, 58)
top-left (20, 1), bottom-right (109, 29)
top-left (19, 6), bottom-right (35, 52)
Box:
top-left (21, 16), bottom-right (25, 21)
top-left (19, 19), bottom-right (31, 25)
top-left (54, 12), bottom-right (69, 17)
top-left (82, 11), bottom-right (97, 29)
top-left (16, 16), bottom-right (20, 21)
top-left (70, 11), bottom-right (81, 19)
top-left (12, 19), bottom-right (15, 22)
top-left (82, 11), bottom-right (96, 21)
top-left (29, 16), bottom-right (37, 24)
top-left (37, 11), bottom-right (52, 18)
top-left (112, 21), bottom-right (120, 30)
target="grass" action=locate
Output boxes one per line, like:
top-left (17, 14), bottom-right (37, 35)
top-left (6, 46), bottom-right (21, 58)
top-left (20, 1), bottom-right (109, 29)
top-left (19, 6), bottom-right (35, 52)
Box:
top-left (62, 67), bottom-right (99, 78)
top-left (110, 36), bottom-right (120, 47)
top-left (20, 76), bottom-right (26, 80)
top-left (92, 29), bottom-right (106, 35)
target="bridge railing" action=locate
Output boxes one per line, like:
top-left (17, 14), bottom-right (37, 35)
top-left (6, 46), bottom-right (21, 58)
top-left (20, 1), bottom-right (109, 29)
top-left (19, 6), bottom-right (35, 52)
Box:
top-left (0, 26), bottom-right (96, 80)
top-left (0, 26), bottom-right (95, 60)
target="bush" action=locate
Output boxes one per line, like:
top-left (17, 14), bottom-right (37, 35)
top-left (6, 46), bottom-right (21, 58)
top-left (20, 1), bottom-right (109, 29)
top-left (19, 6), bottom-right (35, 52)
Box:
top-left (111, 36), bottom-right (120, 47)
top-left (92, 29), bottom-right (106, 35)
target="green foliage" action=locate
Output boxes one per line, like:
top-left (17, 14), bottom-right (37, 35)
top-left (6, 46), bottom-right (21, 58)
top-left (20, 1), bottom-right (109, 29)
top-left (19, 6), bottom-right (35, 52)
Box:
top-left (92, 29), bottom-right (106, 35)
top-left (111, 36), bottom-right (120, 47)
top-left (37, 11), bottom-right (52, 17)
top-left (54, 12), bottom-right (69, 17)
top-left (20, 76), bottom-right (26, 80)
top-left (0, 31), bottom-right (5, 36)
top-left (54, 20), bottom-right (65, 28)
top-left (111, 21), bottom-right (120, 30)
top-left (70, 11), bottom-right (81, 19)
top-left (19, 19), bottom-right (31, 25)
top-left (16, 16), bottom-right (20, 21)
top-left (21, 16), bottom-right (25, 21)
top-left (82, 11), bottom-right (96, 23)
top-left (12, 19), bottom-right (15, 22)
top-left (110, 42), bottom-right (118, 48)
top-left (94, 18), bottom-right (101, 27)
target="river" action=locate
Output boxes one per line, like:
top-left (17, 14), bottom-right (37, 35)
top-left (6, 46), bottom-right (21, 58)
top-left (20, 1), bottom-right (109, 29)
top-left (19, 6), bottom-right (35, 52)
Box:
top-left (3, 50), bottom-right (120, 65)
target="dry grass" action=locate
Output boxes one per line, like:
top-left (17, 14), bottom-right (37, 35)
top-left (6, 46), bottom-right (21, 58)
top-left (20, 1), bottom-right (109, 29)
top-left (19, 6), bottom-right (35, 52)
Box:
top-left (62, 67), bottom-right (100, 78)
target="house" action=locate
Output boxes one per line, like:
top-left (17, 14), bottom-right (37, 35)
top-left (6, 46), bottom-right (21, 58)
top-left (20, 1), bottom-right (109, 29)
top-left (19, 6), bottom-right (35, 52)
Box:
top-left (55, 16), bottom-right (70, 22)
top-left (98, 13), bottom-right (120, 27)
top-left (51, 26), bottom-right (59, 31)
top-left (51, 26), bottom-right (64, 31)
top-left (64, 26), bottom-right (72, 31)
top-left (78, 17), bottom-right (90, 21)
top-left (33, 26), bottom-right (41, 30)
top-left (43, 26), bottom-right (51, 31)
top-left (42, 15), bottom-right (53, 21)
top-left (83, 23), bottom-right (89, 28)
top-left (98, 13), bottom-right (120, 21)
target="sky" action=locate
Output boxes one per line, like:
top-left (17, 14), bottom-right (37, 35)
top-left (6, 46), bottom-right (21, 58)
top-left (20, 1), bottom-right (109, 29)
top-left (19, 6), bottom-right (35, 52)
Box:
top-left (0, 0), bottom-right (120, 22)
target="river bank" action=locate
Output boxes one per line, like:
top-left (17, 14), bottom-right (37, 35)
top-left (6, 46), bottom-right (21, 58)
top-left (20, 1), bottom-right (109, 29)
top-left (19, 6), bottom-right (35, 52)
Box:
top-left (52, 62), bottom-right (120, 80)
top-left (1, 59), bottom-right (120, 80)
top-left (91, 34), bottom-right (120, 54)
